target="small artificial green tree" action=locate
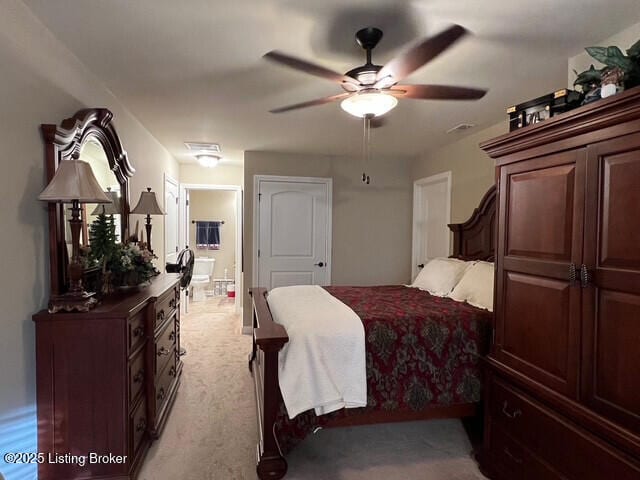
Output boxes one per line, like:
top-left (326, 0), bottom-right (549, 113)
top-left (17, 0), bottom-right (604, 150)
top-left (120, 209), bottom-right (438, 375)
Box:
top-left (89, 213), bottom-right (117, 266)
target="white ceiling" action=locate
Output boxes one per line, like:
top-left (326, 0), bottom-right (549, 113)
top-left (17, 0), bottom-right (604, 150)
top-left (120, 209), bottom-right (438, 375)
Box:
top-left (23, 0), bottom-right (640, 165)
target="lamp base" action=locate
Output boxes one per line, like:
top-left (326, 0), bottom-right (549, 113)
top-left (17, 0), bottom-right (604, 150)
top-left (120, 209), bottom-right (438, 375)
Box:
top-left (48, 290), bottom-right (98, 314)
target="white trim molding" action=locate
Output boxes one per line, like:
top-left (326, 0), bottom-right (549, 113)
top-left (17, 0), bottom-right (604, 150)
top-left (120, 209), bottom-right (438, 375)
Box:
top-left (179, 182), bottom-right (243, 312)
top-left (411, 171), bottom-right (452, 280)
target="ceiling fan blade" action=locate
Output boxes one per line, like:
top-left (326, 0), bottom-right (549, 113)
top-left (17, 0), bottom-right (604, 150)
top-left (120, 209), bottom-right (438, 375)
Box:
top-left (390, 84), bottom-right (487, 100)
top-left (264, 51), bottom-right (360, 88)
top-left (269, 93), bottom-right (351, 114)
top-left (375, 25), bottom-right (468, 85)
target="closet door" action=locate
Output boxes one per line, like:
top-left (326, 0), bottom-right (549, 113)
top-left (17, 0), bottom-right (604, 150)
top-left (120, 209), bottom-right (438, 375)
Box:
top-left (582, 133), bottom-right (640, 434)
top-left (495, 149), bottom-right (586, 398)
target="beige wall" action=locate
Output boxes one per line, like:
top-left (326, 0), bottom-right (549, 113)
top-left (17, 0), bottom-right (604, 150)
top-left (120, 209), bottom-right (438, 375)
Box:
top-left (0, 2), bottom-right (178, 475)
top-left (243, 151), bottom-right (413, 326)
top-left (189, 190), bottom-right (237, 278)
top-left (180, 163), bottom-right (243, 186)
top-left (568, 21), bottom-right (640, 88)
top-left (411, 121), bottom-right (507, 224)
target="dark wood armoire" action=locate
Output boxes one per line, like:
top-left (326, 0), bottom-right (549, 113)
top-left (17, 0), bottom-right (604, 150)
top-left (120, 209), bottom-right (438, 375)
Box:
top-left (479, 87), bottom-right (640, 479)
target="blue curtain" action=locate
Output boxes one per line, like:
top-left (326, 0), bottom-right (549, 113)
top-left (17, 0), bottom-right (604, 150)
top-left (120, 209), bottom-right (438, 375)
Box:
top-left (195, 221), bottom-right (221, 250)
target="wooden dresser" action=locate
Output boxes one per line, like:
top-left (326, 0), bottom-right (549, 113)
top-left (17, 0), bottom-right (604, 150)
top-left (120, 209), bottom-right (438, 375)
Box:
top-left (33, 274), bottom-right (182, 480)
top-left (479, 87), bottom-right (640, 478)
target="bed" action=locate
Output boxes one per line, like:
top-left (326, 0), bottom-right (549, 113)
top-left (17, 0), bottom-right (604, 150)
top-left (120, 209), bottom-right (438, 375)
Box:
top-left (248, 185), bottom-right (497, 480)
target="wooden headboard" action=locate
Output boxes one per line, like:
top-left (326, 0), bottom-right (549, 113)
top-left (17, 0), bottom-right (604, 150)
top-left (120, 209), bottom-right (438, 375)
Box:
top-left (447, 185), bottom-right (496, 262)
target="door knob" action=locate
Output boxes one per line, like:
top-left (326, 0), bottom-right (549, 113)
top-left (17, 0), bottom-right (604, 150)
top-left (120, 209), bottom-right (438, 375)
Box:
top-left (314, 262), bottom-right (325, 267)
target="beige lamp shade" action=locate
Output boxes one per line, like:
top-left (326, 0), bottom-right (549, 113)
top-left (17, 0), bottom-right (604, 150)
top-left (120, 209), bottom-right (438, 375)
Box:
top-left (91, 188), bottom-right (121, 215)
top-left (38, 159), bottom-right (111, 204)
top-left (131, 187), bottom-right (165, 215)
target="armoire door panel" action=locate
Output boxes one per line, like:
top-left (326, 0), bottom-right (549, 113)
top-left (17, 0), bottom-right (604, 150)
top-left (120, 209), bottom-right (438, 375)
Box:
top-left (495, 149), bottom-right (585, 398)
top-left (592, 290), bottom-right (640, 428)
top-left (497, 271), bottom-right (578, 395)
top-left (583, 133), bottom-right (640, 435)
top-left (599, 152), bottom-right (640, 269)
top-left (506, 164), bottom-right (575, 261)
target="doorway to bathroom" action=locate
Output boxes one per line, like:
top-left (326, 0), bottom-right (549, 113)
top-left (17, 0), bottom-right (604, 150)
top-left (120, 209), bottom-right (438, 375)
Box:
top-left (179, 184), bottom-right (242, 314)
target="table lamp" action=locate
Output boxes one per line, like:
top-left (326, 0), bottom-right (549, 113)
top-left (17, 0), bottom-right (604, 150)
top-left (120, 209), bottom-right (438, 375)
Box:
top-left (131, 187), bottom-right (165, 253)
top-left (90, 187), bottom-right (121, 215)
top-left (39, 159), bottom-right (111, 312)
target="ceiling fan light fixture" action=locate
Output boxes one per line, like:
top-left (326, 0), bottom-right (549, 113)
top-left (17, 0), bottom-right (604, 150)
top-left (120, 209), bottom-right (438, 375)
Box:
top-left (340, 91), bottom-right (398, 118)
top-left (196, 154), bottom-right (221, 168)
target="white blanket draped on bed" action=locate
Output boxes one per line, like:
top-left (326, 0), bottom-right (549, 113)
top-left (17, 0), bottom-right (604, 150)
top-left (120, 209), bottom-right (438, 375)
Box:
top-left (267, 285), bottom-right (367, 419)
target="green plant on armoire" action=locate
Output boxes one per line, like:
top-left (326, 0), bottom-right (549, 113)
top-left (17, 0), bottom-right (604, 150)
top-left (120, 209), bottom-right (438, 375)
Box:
top-left (574, 38), bottom-right (640, 100)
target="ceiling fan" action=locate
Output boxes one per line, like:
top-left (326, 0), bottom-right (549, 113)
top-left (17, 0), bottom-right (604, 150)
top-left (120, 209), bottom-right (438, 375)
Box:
top-left (265, 24), bottom-right (487, 118)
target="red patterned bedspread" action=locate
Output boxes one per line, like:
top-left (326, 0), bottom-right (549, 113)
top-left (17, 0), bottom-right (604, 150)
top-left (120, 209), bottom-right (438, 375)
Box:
top-left (273, 285), bottom-right (492, 454)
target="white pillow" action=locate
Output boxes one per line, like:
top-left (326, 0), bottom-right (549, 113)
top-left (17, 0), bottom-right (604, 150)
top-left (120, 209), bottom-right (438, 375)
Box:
top-left (448, 261), bottom-right (495, 312)
top-left (412, 257), bottom-right (472, 297)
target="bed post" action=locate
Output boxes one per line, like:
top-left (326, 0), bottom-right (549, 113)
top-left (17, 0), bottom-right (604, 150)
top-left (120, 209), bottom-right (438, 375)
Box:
top-left (249, 288), bottom-right (289, 480)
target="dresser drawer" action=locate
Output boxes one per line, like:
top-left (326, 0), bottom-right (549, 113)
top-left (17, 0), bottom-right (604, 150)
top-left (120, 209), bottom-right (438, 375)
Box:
top-left (128, 349), bottom-right (145, 407)
top-left (153, 286), bottom-right (179, 331)
top-left (130, 396), bottom-right (147, 456)
top-left (155, 356), bottom-right (177, 415)
top-left (154, 316), bottom-right (176, 375)
top-left (490, 377), bottom-right (640, 480)
top-left (128, 310), bottom-right (146, 353)
top-left (488, 423), bottom-right (564, 480)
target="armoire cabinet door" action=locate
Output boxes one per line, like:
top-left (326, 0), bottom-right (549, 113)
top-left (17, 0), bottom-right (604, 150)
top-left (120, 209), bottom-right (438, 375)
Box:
top-left (495, 149), bottom-right (586, 397)
top-left (582, 132), bottom-right (640, 435)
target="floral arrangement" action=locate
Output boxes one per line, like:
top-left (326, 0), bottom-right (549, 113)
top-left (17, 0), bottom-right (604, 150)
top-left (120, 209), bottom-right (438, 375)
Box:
top-left (87, 214), bottom-right (159, 292)
top-left (107, 242), bottom-right (159, 287)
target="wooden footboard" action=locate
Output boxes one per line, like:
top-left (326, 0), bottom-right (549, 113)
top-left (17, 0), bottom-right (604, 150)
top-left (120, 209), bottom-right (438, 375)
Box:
top-left (248, 288), bottom-right (289, 480)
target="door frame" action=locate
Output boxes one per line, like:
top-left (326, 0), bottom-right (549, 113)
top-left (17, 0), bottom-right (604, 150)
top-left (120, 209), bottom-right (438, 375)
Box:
top-left (164, 173), bottom-right (180, 265)
top-left (179, 183), bottom-right (243, 312)
top-left (412, 171), bottom-right (452, 279)
top-left (252, 175), bottom-right (333, 291)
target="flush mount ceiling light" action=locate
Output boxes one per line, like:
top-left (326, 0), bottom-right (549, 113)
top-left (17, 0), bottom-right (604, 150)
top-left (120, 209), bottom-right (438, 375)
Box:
top-left (196, 154), bottom-right (221, 168)
top-left (340, 90), bottom-right (398, 118)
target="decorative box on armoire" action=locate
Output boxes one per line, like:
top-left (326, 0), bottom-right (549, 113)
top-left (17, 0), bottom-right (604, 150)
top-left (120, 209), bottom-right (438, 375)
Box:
top-left (479, 87), bottom-right (640, 479)
top-left (33, 274), bottom-right (182, 480)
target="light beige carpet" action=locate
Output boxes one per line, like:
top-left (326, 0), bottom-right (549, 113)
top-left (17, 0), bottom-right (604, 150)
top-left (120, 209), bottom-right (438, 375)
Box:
top-left (138, 297), bottom-right (488, 480)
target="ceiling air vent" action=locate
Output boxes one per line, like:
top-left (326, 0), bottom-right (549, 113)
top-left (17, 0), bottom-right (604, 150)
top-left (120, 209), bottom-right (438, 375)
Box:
top-left (184, 142), bottom-right (221, 153)
top-left (446, 123), bottom-right (475, 134)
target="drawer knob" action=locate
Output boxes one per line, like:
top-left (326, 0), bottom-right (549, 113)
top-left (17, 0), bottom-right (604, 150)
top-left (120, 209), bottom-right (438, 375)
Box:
top-left (169, 298), bottom-right (176, 308)
top-left (169, 331), bottom-right (176, 342)
top-left (502, 401), bottom-right (522, 419)
top-left (503, 446), bottom-right (523, 464)
top-left (157, 387), bottom-right (166, 401)
top-left (135, 417), bottom-right (147, 433)
top-left (157, 309), bottom-right (165, 322)
top-left (169, 366), bottom-right (176, 377)
top-left (133, 326), bottom-right (144, 338)
top-left (133, 369), bottom-right (144, 383)
top-left (157, 347), bottom-right (171, 357)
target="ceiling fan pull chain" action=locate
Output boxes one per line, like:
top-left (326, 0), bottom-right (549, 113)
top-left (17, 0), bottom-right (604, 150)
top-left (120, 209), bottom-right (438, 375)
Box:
top-left (365, 115), bottom-right (372, 184)
top-left (361, 115), bottom-right (367, 183)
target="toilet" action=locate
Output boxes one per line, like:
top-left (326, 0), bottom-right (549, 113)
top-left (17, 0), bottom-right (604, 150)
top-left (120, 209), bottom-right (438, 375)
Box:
top-left (191, 257), bottom-right (215, 301)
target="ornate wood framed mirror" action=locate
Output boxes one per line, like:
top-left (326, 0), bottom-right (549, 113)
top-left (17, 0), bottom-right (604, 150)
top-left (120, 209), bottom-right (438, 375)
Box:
top-left (42, 108), bottom-right (135, 296)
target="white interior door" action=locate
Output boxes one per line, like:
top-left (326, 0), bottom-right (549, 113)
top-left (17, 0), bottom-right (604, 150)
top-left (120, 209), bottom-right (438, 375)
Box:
top-left (412, 172), bottom-right (452, 279)
top-left (164, 175), bottom-right (179, 265)
top-left (256, 177), bottom-right (332, 290)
